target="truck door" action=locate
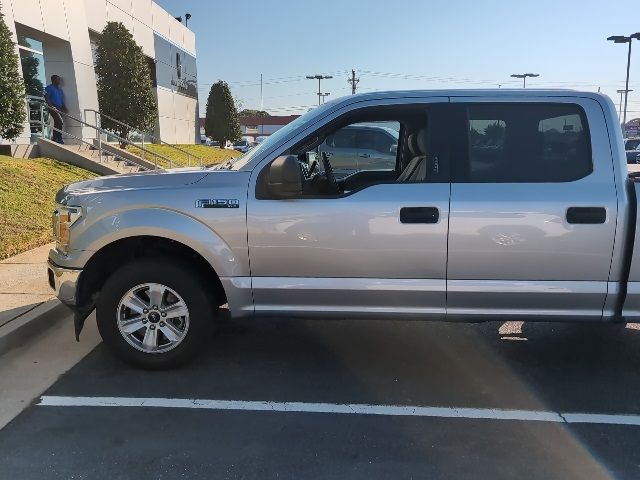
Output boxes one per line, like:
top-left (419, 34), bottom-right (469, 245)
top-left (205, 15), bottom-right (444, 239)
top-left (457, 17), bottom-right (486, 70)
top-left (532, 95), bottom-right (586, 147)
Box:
top-left (446, 98), bottom-right (618, 321)
top-left (247, 101), bottom-right (451, 319)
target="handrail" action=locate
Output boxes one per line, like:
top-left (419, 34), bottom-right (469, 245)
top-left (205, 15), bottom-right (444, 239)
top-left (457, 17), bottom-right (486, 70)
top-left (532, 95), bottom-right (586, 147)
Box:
top-left (26, 97), bottom-right (175, 169)
top-left (47, 124), bottom-right (145, 171)
top-left (83, 108), bottom-right (203, 167)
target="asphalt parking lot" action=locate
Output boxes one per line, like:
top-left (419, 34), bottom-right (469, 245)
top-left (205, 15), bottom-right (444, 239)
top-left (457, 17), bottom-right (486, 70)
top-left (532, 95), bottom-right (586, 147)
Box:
top-left (2, 316), bottom-right (640, 479)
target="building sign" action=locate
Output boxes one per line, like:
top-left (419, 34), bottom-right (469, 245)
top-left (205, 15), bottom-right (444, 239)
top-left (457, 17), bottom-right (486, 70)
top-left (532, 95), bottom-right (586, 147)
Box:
top-left (625, 119), bottom-right (640, 137)
top-left (153, 34), bottom-right (197, 99)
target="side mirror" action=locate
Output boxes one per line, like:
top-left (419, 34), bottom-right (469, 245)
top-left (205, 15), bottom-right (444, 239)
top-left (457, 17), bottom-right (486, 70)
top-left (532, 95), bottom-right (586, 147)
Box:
top-left (390, 144), bottom-right (398, 155)
top-left (267, 155), bottom-right (302, 199)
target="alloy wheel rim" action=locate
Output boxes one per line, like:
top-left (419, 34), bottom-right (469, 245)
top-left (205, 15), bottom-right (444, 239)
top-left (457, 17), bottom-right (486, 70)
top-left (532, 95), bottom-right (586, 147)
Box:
top-left (116, 283), bottom-right (190, 354)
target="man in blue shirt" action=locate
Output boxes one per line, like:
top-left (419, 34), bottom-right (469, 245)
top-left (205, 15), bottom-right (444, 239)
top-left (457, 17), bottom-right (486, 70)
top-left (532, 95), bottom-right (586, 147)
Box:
top-left (44, 75), bottom-right (67, 144)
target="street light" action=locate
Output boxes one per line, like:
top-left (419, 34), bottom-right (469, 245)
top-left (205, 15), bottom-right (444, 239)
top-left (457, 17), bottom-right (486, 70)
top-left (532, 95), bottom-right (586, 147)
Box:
top-left (607, 33), bottom-right (640, 128)
top-left (185, 13), bottom-right (191, 27)
top-left (617, 89), bottom-right (634, 122)
top-left (306, 74), bottom-right (333, 106)
top-left (319, 92), bottom-right (330, 103)
top-left (510, 73), bottom-right (540, 88)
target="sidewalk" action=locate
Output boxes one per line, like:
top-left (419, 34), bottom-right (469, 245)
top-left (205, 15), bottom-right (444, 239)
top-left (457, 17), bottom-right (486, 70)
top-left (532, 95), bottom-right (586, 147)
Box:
top-left (0, 243), bottom-right (56, 328)
top-left (0, 243), bottom-right (101, 429)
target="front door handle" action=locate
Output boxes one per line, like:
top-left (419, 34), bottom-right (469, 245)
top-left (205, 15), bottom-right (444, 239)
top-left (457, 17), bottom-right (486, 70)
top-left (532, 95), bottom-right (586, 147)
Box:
top-left (566, 207), bottom-right (606, 224)
top-left (400, 207), bottom-right (439, 224)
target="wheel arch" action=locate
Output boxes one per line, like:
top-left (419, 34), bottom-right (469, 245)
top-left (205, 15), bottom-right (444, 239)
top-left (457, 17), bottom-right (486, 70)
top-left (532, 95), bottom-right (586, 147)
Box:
top-left (77, 235), bottom-right (228, 312)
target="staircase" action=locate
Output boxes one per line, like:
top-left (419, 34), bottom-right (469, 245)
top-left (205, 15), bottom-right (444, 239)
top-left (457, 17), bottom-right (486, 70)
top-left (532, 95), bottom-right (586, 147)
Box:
top-left (26, 96), bottom-right (184, 176)
top-left (37, 138), bottom-right (148, 176)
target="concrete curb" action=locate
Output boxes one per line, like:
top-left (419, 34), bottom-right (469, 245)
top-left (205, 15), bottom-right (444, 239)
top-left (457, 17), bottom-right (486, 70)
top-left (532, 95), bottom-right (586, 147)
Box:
top-left (0, 300), bottom-right (70, 356)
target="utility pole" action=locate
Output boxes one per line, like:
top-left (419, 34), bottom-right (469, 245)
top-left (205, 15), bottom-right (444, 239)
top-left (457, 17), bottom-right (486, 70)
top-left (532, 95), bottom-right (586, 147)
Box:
top-left (607, 33), bottom-right (640, 127)
top-left (617, 89), bottom-right (634, 122)
top-left (348, 69), bottom-right (360, 94)
top-left (259, 74), bottom-right (263, 111)
top-left (306, 74), bottom-right (333, 106)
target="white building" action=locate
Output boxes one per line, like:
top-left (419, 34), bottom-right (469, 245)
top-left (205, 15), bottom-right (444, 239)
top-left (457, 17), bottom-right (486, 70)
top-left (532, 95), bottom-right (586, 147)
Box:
top-left (2, 0), bottom-right (198, 145)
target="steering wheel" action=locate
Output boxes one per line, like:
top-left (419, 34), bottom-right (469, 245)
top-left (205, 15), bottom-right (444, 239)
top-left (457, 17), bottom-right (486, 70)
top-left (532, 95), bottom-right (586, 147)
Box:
top-left (321, 152), bottom-right (340, 193)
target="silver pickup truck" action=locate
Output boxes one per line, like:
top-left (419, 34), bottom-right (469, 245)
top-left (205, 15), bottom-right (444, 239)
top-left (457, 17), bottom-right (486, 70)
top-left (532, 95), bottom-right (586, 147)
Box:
top-left (48, 89), bottom-right (639, 368)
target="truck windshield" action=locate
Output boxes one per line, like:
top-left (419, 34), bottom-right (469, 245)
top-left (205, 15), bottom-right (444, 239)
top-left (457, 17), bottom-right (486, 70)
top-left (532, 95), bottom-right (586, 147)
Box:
top-left (216, 101), bottom-right (337, 170)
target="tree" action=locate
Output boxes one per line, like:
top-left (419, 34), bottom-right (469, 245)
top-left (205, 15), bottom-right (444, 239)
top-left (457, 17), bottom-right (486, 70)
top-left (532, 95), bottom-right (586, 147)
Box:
top-left (240, 109), bottom-right (270, 117)
top-left (484, 121), bottom-right (505, 145)
top-left (0, 9), bottom-right (27, 141)
top-left (94, 21), bottom-right (156, 144)
top-left (205, 81), bottom-right (241, 146)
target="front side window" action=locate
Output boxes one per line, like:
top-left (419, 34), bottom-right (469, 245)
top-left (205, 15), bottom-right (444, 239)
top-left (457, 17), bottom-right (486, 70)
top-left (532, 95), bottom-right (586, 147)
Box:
top-left (457, 103), bottom-right (592, 183)
top-left (256, 104), bottom-right (452, 200)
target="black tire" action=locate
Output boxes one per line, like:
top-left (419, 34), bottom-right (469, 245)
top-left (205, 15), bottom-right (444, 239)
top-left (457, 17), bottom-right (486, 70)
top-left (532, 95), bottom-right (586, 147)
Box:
top-left (96, 258), bottom-right (216, 369)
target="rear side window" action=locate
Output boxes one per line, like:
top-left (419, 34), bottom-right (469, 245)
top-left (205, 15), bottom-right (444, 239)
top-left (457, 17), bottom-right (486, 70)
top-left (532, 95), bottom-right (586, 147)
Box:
top-left (456, 103), bottom-right (592, 183)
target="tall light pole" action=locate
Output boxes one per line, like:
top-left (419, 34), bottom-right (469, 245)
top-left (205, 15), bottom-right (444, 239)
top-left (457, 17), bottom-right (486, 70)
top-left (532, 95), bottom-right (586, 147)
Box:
top-left (306, 74), bottom-right (333, 105)
top-left (608, 33), bottom-right (640, 128)
top-left (617, 89), bottom-right (634, 122)
top-left (319, 92), bottom-right (330, 103)
top-left (510, 73), bottom-right (539, 88)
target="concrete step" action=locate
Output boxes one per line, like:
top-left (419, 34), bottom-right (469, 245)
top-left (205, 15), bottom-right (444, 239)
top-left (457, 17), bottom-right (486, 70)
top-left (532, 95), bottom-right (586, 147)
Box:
top-left (90, 140), bottom-right (157, 171)
top-left (37, 138), bottom-right (127, 175)
top-left (36, 137), bottom-right (153, 175)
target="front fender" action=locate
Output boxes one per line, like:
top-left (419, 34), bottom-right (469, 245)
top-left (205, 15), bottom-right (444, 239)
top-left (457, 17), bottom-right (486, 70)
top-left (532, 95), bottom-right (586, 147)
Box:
top-left (64, 207), bottom-right (249, 278)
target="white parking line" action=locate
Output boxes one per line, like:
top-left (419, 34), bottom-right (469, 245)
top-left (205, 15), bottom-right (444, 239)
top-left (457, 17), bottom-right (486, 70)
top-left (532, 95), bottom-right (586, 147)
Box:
top-left (37, 396), bottom-right (640, 426)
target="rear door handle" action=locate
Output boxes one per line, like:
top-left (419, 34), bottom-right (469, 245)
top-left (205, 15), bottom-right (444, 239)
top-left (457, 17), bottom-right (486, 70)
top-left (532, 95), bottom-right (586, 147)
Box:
top-left (400, 207), bottom-right (439, 224)
top-left (566, 207), bottom-right (606, 224)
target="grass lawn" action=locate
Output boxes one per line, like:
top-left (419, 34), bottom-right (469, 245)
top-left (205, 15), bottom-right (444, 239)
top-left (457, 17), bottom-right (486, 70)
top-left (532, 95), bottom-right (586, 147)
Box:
top-left (0, 156), bottom-right (97, 259)
top-left (127, 144), bottom-right (240, 168)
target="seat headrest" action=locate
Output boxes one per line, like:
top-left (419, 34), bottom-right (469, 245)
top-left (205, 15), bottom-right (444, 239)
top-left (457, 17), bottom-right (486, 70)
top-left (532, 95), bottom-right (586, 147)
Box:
top-left (407, 133), bottom-right (417, 156)
top-left (416, 128), bottom-right (428, 155)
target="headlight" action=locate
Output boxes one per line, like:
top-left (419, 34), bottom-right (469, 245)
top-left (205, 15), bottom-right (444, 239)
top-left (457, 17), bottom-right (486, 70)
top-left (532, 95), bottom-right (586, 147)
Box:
top-left (53, 204), bottom-right (83, 254)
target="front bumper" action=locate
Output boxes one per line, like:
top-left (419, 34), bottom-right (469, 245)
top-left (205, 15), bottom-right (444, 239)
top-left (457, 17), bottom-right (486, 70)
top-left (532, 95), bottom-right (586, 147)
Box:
top-left (47, 259), bottom-right (82, 306)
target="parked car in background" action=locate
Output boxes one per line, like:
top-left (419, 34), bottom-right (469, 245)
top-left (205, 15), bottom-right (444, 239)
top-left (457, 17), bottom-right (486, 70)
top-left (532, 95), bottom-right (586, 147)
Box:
top-left (626, 137), bottom-right (640, 164)
top-left (318, 124), bottom-right (399, 178)
top-left (200, 135), bottom-right (214, 146)
top-left (233, 139), bottom-right (253, 153)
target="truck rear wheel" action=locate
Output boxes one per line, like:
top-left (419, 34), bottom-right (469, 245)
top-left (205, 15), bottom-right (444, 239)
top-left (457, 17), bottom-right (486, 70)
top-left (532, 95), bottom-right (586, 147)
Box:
top-left (96, 258), bottom-right (215, 368)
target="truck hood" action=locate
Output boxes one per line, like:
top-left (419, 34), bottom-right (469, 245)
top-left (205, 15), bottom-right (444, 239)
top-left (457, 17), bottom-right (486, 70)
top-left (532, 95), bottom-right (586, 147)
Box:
top-left (56, 167), bottom-right (214, 203)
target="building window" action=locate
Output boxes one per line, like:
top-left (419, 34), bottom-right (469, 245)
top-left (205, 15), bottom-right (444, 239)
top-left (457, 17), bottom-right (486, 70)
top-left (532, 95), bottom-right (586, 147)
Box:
top-left (17, 35), bottom-right (43, 52)
top-left (153, 33), bottom-right (197, 99)
top-left (17, 34), bottom-right (46, 98)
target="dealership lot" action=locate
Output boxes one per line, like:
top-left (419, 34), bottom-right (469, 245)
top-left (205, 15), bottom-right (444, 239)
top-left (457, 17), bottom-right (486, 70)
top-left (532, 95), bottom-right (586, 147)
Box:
top-left (2, 316), bottom-right (640, 479)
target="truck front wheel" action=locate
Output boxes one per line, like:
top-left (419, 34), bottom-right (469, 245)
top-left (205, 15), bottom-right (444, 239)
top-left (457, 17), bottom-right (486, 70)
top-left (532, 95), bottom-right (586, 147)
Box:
top-left (96, 258), bottom-right (216, 368)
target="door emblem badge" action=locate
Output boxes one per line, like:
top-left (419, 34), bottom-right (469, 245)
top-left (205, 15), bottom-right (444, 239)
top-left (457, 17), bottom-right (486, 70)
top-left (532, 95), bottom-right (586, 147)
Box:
top-left (195, 199), bottom-right (240, 208)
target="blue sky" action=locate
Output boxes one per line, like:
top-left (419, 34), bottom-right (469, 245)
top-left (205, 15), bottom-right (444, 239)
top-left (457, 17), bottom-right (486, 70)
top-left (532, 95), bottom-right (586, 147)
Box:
top-left (155, 0), bottom-right (640, 119)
